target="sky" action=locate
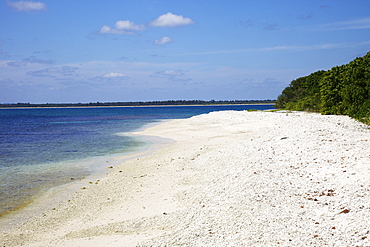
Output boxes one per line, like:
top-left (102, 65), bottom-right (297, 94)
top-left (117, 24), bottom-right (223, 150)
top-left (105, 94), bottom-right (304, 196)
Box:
top-left (1, 0), bottom-right (370, 103)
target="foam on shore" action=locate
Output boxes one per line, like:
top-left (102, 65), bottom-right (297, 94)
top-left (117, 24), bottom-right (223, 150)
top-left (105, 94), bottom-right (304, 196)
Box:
top-left (1, 111), bottom-right (370, 246)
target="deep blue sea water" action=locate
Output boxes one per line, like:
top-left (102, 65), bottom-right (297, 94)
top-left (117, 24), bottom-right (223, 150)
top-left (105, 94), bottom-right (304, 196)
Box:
top-left (0, 105), bottom-right (274, 216)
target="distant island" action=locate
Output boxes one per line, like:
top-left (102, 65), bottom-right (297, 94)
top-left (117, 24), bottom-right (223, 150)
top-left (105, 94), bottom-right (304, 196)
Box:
top-left (0, 99), bottom-right (276, 108)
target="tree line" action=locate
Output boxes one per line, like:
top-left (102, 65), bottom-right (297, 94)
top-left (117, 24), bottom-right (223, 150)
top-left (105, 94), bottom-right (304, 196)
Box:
top-left (276, 51), bottom-right (370, 124)
top-left (0, 99), bottom-right (275, 108)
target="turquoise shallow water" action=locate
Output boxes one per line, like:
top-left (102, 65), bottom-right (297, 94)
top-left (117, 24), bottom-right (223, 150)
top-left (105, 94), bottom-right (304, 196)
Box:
top-left (0, 105), bottom-right (274, 216)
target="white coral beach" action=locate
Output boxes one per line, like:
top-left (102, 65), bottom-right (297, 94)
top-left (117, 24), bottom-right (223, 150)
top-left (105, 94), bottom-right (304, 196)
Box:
top-left (1, 111), bottom-right (370, 246)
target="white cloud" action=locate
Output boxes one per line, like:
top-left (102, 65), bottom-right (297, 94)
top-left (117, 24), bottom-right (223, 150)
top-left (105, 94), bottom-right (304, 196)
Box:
top-left (99, 25), bottom-right (134, 35)
top-left (91, 72), bottom-right (129, 84)
top-left (150, 12), bottom-right (194, 27)
top-left (99, 25), bottom-right (114, 33)
top-left (99, 13), bottom-right (193, 35)
top-left (102, 72), bottom-right (128, 78)
top-left (153, 36), bottom-right (172, 45)
top-left (115, 20), bottom-right (145, 31)
top-left (99, 20), bottom-right (145, 35)
top-left (7, 1), bottom-right (46, 11)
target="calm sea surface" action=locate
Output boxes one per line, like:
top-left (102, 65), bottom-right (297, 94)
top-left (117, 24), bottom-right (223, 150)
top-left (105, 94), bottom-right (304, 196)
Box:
top-left (0, 105), bottom-right (273, 216)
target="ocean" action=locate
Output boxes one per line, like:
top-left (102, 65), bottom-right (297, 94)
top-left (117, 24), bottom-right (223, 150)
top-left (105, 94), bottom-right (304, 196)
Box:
top-left (0, 105), bottom-right (274, 216)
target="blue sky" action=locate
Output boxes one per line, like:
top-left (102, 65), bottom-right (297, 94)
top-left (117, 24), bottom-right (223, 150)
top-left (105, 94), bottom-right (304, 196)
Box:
top-left (1, 0), bottom-right (370, 103)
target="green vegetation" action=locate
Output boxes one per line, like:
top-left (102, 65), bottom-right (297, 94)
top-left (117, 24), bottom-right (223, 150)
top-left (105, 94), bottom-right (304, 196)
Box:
top-left (0, 99), bottom-right (275, 108)
top-left (276, 51), bottom-right (370, 124)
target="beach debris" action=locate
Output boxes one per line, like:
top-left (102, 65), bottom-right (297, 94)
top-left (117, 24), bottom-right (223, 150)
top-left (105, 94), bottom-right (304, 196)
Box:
top-left (340, 209), bottom-right (350, 214)
top-left (280, 137), bottom-right (288, 140)
top-left (133, 174), bottom-right (147, 178)
top-left (108, 166), bottom-right (113, 168)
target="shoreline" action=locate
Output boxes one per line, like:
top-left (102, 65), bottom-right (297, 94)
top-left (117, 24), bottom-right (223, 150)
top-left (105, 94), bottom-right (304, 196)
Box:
top-left (0, 120), bottom-right (173, 230)
top-left (1, 111), bottom-right (370, 246)
top-left (0, 103), bottom-right (274, 110)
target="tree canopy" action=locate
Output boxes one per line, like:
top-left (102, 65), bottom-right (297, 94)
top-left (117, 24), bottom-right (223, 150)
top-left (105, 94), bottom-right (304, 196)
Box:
top-left (276, 51), bottom-right (370, 124)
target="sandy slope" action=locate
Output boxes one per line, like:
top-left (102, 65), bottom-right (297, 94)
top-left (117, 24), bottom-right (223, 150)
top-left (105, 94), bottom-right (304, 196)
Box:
top-left (1, 111), bottom-right (370, 246)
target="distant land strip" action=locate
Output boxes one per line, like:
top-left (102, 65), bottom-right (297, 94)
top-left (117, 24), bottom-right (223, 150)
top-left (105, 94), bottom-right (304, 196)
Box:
top-left (0, 100), bottom-right (276, 108)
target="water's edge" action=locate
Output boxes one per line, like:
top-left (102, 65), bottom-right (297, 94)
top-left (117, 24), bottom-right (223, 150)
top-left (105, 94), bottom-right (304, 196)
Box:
top-left (0, 119), bottom-right (175, 232)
